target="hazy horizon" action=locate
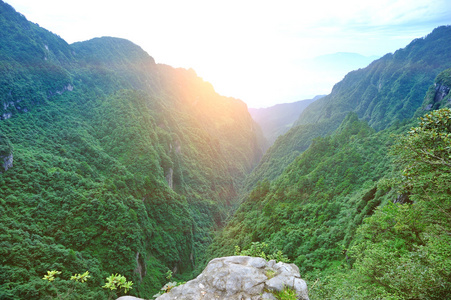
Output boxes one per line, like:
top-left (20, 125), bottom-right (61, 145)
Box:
top-left (5, 0), bottom-right (450, 108)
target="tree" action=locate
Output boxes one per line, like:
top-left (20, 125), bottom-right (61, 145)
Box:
top-left (347, 108), bottom-right (451, 299)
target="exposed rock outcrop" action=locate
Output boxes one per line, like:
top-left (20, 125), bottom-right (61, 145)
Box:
top-left (117, 297), bottom-right (146, 300)
top-left (433, 83), bottom-right (450, 104)
top-left (0, 134), bottom-right (13, 173)
top-left (155, 256), bottom-right (309, 300)
top-left (165, 167), bottom-right (173, 190)
top-left (2, 153), bottom-right (13, 172)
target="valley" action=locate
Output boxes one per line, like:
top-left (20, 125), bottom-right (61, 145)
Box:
top-left (0, 1), bottom-right (450, 299)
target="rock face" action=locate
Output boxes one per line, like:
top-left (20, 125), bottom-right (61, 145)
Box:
top-left (155, 256), bottom-right (309, 300)
top-left (433, 83), bottom-right (450, 104)
top-left (0, 134), bottom-right (13, 173)
top-left (1, 153), bottom-right (13, 172)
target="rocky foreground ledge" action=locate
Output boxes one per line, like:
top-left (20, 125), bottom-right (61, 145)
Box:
top-left (118, 256), bottom-right (309, 300)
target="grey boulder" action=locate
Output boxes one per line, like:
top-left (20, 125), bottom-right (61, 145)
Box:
top-left (155, 256), bottom-right (309, 300)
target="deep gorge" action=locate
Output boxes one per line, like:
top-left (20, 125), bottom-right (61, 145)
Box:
top-left (1, 1), bottom-right (450, 299)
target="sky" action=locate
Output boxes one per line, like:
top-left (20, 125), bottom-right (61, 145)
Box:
top-left (5, 0), bottom-right (451, 108)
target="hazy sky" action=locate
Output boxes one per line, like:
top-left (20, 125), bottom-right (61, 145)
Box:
top-left (5, 0), bottom-right (451, 108)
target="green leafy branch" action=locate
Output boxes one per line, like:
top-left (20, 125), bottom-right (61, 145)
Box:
top-left (102, 274), bottom-right (133, 300)
top-left (234, 242), bottom-right (290, 263)
top-left (152, 269), bottom-right (185, 298)
top-left (42, 270), bottom-right (133, 300)
top-left (42, 270), bottom-right (90, 300)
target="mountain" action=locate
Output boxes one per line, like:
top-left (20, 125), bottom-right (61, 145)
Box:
top-left (291, 52), bottom-right (380, 100)
top-left (0, 2), bottom-right (263, 299)
top-left (243, 26), bottom-right (451, 192)
top-left (209, 28), bottom-right (451, 299)
top-left (296, 27), bottom-right (451, 130)
top-left (249, 96), bottom-right (323, 151)
top-left (2, 1), bottom-right (451, 299)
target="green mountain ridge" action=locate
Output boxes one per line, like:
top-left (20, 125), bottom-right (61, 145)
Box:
top-left (0, 1), bottom-right (263, 299)
top-left (243, 25), bottom-right (451, 192)
top-left (297, 26), bottom-right (451, 130)
top-left (210, 32), bottom-right (451, 299)
top-left (1, 0), bottom-right (451, 299)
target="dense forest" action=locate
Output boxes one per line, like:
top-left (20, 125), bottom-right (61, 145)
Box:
top-left (210, 28), bottom-right (451, 299)
top-left (0, 1), bottom-right (450, 299)
top-left (0, 1), bottom-right (262, 299)
top-left (243, 26), bottom-right (451, 192)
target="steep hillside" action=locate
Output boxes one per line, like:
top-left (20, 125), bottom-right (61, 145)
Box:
top-left (298, 26), bottom-right (451, 130)
top-left (244, 26), bottom-right (451, 191)
top-left (210, 40), bottom-right (451, 300)
top-left (420, 67), bottom-right (451, 111)
top-left (0, 2), bottom-right (262, 299)
top-left (249, 96), bottom-right (322, 150)
top-left (211, 112), bottom-right (397, 263)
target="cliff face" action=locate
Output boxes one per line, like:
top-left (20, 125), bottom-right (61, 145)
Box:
top-left (1, 152), bottom-right (12, 172)
top-left (422, 68), bottom-right (451, 111)
top-left (0, 134), bottom-right (12, 172)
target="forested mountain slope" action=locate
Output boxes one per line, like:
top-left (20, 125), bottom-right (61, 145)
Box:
top-left (0, 2), bottom-right (263, 299)
top-left (249, 96), bottom-right (322, 151)
top-left (243, 26), bottom-right (451, 191)
top-left (210, 43), bottom-right (451, 300)
top-left (297, 26), bottom-right (451, 130)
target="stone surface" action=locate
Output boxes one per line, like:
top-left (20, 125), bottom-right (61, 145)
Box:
top-left (2, 153), bottom-right (13, 172)
top-left (155, 256), bottom-right (309, 300)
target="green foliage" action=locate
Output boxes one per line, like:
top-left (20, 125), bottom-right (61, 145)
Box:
top-left (210, 114), bottom-right (396, 278)
top-left (311, 109), bottom-right (451, 299)
top-left (102, 274), bottom-right (133, 299)
top-left (219, 108), bottom-right (451, 299)
top-left (165, 270), bottom-right (173, 281)
top-left (246, 26), bottom-right (451, 193)
top-left (244, 117), bottom-right (339, 191)
top-left (436, 67), bottom-right (451, 87)
top-left (152, 281), bottom-right (178, 298)
top-left (0, 133), bottom-right (13, 157)
top-left (394, 108), bottom-right (451, 173)
top-left (152, 269), bottom-right (186, 299)
top-left (70, 271), bottom-right (91, 283)
top-left (2, 3), bottom-right (451, 300)
top-left (42, 270), bottom-right (62, 283)
top-left (298, 26), bottom-right (451, 131)
top-left (265, 269), bottom-right (276, 279)
top-left (42, 270), bottom-right (90, 300)
top-left (270, 286), bottom-right (298, 300)
top-left (234, 242), bottom-right (290, 263)
top-left (351, 108), bottom-right (451, 299)
top-left (0, 4), bottom-right (263, 299)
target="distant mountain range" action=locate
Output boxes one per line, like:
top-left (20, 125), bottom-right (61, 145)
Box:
top-left (249, 95), bottom-right (324, 151)
top-left (249, 52), bottom-right (380, 152)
